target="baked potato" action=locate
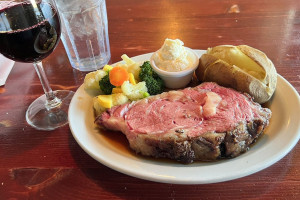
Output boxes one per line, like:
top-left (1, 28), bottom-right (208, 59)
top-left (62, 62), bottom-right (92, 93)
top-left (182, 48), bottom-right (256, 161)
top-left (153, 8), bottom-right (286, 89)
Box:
top-left (196, 45), bottom-right (277, 104)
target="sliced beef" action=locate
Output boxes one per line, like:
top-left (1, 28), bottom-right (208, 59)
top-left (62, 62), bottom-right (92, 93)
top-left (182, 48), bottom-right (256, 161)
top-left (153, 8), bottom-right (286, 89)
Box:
top-left (95, 82), bottom-right (271, 163)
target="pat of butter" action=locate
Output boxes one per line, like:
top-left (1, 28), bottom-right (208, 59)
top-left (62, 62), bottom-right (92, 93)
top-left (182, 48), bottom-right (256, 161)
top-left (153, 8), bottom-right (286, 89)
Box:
top-left (152, 38), bottom-right (190, 72)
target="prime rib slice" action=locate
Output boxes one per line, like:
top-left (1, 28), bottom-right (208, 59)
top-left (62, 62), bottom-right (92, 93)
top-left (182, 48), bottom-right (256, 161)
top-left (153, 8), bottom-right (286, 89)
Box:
top-left (95, 82), bottom-right (271, 163)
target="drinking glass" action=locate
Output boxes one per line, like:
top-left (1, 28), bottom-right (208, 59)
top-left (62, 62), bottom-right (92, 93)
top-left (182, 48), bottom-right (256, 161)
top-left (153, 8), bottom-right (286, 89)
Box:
top-left (0, 0), bottom-right (74, 130)
top-left (55, 0), bottom-right (111, 71)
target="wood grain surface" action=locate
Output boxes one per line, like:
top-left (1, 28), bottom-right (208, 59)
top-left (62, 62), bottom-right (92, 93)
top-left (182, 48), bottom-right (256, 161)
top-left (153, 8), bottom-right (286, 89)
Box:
top-left (0, 0), bottom-right (300, 199)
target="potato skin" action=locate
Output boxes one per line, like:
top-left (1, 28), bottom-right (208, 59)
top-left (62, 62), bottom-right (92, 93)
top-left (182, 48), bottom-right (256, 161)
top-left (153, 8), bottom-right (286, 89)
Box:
top-left (196, 45), bottom-right (277, 104)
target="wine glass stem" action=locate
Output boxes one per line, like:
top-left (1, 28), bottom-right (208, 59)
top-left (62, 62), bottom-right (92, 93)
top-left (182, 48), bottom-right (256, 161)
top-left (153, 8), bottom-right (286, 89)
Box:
top-left (33, 61), bottom-right (61, 109)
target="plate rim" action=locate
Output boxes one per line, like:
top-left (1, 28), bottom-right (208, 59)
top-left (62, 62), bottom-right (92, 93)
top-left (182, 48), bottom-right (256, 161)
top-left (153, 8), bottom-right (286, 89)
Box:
top-left (68, 50), bottom-right (300, 184)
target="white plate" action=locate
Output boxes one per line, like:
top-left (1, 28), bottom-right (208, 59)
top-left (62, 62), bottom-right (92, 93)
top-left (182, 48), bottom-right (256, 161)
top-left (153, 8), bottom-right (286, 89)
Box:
top-left (68, 50), bottom-right (300, 184)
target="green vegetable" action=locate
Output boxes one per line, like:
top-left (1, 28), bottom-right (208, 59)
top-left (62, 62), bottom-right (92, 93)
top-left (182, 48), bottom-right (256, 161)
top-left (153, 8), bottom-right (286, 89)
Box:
top-left (142, 92), bottom-right (150, 98)
top-left (143, 76), bottom-right (164, 95)
top-left (139, 61), bottom-right (165, 95)
top-left (139, 61), bottom-right (154, 80)
top-left (99, 74), bottom-right (115, 95)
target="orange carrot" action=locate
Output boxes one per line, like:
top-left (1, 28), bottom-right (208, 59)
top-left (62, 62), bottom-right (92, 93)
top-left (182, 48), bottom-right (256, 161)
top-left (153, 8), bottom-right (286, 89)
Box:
top-left (109, 67), bottom-right (129, 86)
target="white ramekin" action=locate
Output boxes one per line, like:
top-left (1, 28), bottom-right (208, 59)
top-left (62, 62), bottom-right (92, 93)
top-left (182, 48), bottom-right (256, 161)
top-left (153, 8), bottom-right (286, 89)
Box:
top-left (150, 48), bottom-right (199, 89)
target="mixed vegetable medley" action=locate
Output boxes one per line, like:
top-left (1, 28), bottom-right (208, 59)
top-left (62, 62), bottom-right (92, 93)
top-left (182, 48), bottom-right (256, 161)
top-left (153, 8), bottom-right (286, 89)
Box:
top-left (84, 54), bottom-right (165, 115)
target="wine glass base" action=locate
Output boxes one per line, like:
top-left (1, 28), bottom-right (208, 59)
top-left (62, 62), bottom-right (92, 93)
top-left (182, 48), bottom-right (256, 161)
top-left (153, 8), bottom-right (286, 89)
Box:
top-left (26, 90), bottom-right (74, 131)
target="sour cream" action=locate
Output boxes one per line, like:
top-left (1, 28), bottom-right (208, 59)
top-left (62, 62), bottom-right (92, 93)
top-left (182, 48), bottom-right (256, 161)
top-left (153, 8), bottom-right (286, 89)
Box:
top-left (152, 39), bottom-right (191, 72)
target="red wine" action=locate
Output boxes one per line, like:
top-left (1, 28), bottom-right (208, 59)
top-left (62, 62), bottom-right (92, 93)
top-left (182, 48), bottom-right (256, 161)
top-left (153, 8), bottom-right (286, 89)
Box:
top-left (0, 2), bottom-right (61, 62)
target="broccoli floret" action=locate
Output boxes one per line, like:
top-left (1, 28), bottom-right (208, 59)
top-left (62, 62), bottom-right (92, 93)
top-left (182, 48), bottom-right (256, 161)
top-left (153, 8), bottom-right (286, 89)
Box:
top-left (139, 61), bottom-right (165, 95)
top-left (139, 61), bottom-right (155, 80)
top-left (99, 74), bottom-right (115, 95)
top-left (143, 76), bottom-right (164, 95)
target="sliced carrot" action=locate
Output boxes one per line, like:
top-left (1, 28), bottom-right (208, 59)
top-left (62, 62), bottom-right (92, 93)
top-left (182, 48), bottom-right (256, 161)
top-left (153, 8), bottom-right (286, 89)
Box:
top-left (109, 67), bottom-right (129, 86)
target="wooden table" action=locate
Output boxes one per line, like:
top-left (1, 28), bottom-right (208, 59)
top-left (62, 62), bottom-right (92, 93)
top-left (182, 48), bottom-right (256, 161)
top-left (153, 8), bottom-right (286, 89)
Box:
top-left (1, 0), bottom-right (300, 199)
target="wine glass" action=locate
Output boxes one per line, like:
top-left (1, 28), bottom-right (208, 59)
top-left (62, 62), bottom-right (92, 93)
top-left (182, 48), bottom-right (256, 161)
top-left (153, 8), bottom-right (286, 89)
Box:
top-left (0, 0), bottom-right (74, 130)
